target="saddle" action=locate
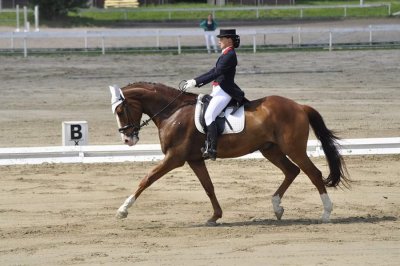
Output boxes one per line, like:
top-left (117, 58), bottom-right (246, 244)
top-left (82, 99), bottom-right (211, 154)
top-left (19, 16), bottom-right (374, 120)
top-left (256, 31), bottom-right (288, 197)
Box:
top-left (194, 94), bottom-right (245, 135)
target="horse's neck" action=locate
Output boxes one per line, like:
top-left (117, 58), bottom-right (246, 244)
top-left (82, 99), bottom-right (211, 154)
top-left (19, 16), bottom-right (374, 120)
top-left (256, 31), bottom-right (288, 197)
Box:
top-left (145, 87), bottom-right (177, 110)
top-left (130, 84), bottom-right (194, 126)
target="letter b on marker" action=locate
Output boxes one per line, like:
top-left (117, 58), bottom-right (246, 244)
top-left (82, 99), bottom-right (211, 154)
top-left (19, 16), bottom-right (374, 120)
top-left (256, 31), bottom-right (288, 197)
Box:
top-left (71, 125), bottom-right (82, 140)
top-left (62, 121), bottom-right (88, 146)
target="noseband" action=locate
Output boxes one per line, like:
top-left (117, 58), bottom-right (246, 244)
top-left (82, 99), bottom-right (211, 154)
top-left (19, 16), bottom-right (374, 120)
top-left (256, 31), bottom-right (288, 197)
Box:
top-left (118, 82), bottom-right (187, 137)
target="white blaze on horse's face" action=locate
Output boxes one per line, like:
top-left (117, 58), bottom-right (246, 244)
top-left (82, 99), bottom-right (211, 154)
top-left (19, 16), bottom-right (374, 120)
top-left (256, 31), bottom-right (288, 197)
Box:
top-left (110, 85), bottom-right (139, 146)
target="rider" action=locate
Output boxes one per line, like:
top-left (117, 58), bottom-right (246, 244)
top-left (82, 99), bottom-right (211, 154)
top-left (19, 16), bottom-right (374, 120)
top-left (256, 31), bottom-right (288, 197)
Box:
top-left (184, 29), bottom-right (246, 161)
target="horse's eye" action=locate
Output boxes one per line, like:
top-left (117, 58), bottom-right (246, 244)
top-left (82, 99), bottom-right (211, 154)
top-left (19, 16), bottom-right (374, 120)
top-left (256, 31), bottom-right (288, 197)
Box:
top-left (115, 106), bottom-right (124, 115)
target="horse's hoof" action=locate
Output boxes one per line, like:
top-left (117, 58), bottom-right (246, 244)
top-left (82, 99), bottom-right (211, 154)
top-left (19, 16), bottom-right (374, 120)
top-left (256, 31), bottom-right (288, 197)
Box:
top-left (206, 220), bottom-right (219, 226)
top-left (274, 207), bottom-right (284, 220)
top-left (321, 217), bottom-right (330, 223)
top-left (116, 210), bottom-right (128, 219)
top-left (321, 213), bottom-right (331, 223)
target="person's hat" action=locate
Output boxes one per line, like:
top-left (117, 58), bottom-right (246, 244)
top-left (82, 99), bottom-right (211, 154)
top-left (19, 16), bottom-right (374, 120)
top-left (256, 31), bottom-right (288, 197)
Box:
top-left (217, 29), bottom-right (238, 38)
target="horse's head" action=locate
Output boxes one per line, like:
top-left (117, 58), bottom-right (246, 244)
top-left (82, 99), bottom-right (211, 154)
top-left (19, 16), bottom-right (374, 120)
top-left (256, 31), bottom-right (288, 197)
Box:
top-left (109, 85), bottom-right (142, 146)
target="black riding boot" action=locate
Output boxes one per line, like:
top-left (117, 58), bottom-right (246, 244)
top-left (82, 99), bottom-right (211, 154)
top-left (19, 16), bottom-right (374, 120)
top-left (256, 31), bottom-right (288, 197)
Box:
top-left (202, 121), bottom-right (218, 161)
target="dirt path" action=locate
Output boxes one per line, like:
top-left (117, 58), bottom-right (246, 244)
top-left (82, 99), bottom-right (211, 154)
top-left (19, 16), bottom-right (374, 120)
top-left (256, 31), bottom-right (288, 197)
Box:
top-left (0, 156), bottom-right (399, 265)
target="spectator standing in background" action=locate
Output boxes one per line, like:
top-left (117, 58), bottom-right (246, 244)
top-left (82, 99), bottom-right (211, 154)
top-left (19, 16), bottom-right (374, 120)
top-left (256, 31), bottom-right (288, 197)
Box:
top-left (200, 14), bottom-right (218, 54)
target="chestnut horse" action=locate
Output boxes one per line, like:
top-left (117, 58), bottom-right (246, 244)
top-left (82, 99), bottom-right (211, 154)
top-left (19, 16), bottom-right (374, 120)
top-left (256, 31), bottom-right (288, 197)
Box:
top-left (110, 82), bottom-right (349, 225)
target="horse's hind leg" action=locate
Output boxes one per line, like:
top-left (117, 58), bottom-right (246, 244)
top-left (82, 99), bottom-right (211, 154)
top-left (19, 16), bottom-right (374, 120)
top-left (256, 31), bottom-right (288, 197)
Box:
top-left (259, 144), bottom-right (300, 220)
top-left (288, 151), bottom-right (333, 222)
top-left (188, 160), bottom-right (222, 226)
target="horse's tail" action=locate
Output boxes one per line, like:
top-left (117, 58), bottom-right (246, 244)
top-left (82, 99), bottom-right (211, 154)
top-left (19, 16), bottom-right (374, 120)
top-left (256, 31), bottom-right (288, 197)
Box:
top-left (303, 105), bottom-right (350, 188)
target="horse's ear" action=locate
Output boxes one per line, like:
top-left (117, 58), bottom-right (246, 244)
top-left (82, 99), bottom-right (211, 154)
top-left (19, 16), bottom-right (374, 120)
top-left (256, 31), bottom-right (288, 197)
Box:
top-left (109, 85), bottom-right (124, 113)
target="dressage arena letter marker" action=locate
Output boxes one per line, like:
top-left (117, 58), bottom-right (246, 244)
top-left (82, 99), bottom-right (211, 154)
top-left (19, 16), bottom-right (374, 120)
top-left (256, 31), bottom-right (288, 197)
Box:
top-left (62, 121), bottom-right (88, 146)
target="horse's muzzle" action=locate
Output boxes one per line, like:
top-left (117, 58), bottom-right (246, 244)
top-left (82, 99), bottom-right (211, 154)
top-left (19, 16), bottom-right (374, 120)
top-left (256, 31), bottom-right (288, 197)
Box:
top-left (123, 135), bottom-right (139, 146)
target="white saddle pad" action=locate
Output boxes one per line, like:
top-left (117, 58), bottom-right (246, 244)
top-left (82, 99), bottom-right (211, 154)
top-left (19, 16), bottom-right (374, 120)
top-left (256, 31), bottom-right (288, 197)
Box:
top-left (194, 94), bottom-right (245, 134)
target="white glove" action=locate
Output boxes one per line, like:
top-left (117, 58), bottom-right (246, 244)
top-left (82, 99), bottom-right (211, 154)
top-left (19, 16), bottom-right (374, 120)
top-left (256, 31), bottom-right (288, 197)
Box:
top-left (184, 79), bottom-right (196, 90)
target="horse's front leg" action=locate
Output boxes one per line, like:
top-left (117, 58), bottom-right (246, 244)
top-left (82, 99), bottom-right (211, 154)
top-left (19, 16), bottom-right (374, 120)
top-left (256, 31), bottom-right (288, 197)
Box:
top-left (116, 154), bottom-right (184, 219)
top-left (188, 160), bottom-right (222, 226)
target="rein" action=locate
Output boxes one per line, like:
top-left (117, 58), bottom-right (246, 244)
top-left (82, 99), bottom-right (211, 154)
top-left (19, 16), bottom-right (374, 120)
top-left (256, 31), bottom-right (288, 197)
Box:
top-left (118, 82), bottom-right (188, 137)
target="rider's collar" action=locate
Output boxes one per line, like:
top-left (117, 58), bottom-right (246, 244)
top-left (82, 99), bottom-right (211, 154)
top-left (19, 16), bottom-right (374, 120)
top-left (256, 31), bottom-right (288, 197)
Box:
top-left (222, 46), bottom-right (233, 55)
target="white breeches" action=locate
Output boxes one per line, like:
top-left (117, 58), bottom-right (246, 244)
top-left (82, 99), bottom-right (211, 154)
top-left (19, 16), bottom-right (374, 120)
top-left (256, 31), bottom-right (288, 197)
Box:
top-left (205, 85), bottom-right (232, 126)
top-left (204, 31), bottom-right (218, 53)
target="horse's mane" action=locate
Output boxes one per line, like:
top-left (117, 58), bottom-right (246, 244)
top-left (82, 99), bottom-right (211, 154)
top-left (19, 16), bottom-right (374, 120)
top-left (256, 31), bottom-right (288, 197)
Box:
top-left (123, 81), bottom-right (198, 106)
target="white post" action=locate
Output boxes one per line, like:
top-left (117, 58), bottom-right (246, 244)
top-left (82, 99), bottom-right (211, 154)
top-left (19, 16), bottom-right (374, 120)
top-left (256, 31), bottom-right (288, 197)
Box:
top-left (177, 36), bottom-right (181, 55)
top-left (101, 35), bottom-right (105, 55)
top-left (11, 32), bottom-right (14, 50)
top-left (344, 7), bottom-right (347, 17)
top-left (34, 5), bottom-right (39, 32)
top-left (300, 9), bottom-right (303, 18)
top-left (329, 31), bottom-right (332, 52)
top-left (369, 25), bottom-right (372, 45)
top-left (360, 0), bottom-right (364, 6)
top-left (156, 29), bottom-right (160, 48)
top-left (23, 6), bottom-right (28, 32)
top-left (23, 36), bottom-right (27, 57)
top-left (15, 5), bottom-right (20, 32)
top-left (253, 35), bottom-right (256, 54)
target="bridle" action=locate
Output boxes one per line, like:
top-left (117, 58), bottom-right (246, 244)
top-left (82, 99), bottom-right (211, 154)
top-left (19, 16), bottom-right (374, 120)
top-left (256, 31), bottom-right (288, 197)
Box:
top-left (118, 81), bottom-right (188, 137)
top-left (117, 100), bottom-right (144, 138)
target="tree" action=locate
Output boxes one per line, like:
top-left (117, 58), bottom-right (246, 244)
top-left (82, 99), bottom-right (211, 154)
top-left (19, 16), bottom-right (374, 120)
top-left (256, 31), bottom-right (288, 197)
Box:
top-left (31, 0), bottom-right (88, 20)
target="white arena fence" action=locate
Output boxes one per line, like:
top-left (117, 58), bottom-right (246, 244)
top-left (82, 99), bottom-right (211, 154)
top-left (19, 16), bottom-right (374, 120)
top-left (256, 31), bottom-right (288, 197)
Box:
top-left (0, 137), bottom-right (399, 165)
top-left (0, 24), bottom-right (399, 56)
